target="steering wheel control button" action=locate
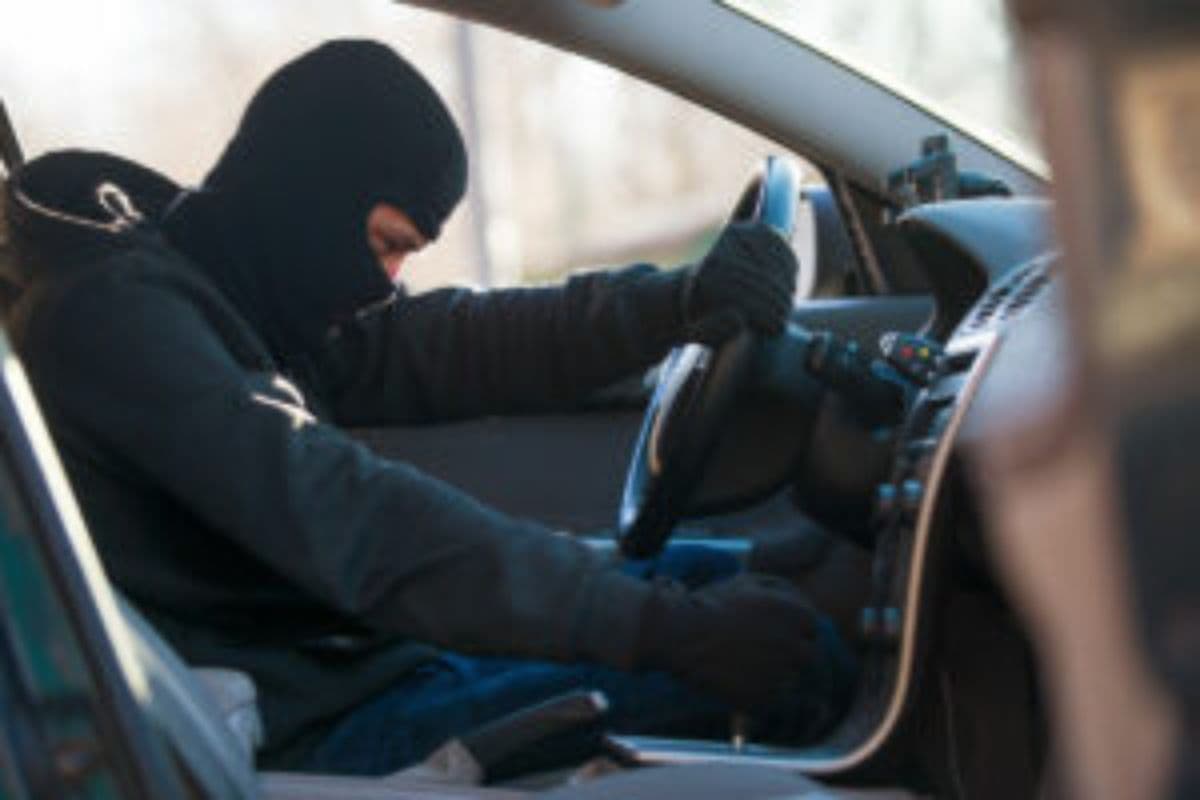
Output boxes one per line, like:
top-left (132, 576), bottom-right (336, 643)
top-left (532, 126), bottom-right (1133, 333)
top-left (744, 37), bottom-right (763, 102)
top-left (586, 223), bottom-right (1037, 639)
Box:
top-left (904, 438), bottom-right (937, 458)
top-left (903, 438), bottom-right (939, 475)
top-left (899, 479), bottom-right (925, 518)
top-left (880, 332), bottom-right (944, 386)
top-left (859, 607), bottom-right (880, 641)
top-left (881, 607), bottom-right (903, 642)
top-left (874, 483), bottom-right (898, 519)
top-left (927, 372), bottom-right (967, 404)
top-left (859, 606), bottom-right (903, 646)
top-left (805, 332), bottom-right (909, 425)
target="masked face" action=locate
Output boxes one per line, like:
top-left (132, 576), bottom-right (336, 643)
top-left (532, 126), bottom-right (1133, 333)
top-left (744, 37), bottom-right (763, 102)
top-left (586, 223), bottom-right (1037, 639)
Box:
top-left (192, 39), bottom-right (468, 353)
top-left (366, 203), bottom-right (428, 282)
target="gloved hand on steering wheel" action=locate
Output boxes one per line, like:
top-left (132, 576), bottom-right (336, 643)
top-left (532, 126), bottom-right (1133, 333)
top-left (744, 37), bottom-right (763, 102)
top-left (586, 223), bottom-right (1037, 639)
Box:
top-left (633, 572), bottom-right (838, 713)
top-left (682, 220), bottom-right (799, 340)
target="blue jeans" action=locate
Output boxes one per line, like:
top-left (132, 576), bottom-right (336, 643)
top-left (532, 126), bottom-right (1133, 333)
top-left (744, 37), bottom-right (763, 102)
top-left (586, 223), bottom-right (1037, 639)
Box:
top-left (303, 543), bottom-right (854, 775)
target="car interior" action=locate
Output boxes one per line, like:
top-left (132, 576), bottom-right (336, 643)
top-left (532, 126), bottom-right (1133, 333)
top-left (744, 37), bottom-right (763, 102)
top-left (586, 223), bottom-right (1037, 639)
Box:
top-left (0, 1), bottom-right (1081, 798)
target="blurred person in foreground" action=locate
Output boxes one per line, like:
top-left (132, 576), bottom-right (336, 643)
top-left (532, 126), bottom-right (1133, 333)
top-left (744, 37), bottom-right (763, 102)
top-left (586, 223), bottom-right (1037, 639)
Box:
top-left (5, 39), bottom-right (858, 774)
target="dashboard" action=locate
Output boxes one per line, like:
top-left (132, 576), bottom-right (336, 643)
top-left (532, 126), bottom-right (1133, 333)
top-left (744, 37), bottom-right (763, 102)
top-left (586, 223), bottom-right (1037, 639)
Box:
top-left (610, 197), bottom-right (1061, 778)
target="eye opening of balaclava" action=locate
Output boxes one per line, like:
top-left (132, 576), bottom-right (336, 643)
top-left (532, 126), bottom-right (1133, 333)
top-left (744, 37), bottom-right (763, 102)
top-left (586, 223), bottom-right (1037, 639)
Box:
top-left (194, 38), bottom-right (468, 354)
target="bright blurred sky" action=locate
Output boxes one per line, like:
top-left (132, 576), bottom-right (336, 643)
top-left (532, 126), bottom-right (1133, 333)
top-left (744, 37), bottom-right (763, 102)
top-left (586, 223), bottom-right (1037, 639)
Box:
top-left (0, 1), bottom-right (452, 181)
top-left (728, 0), bottom-right (1041, 170)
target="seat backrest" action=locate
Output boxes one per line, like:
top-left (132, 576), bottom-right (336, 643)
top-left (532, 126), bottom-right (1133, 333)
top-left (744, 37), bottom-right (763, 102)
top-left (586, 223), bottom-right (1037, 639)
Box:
top-left (117, 595), bottom-right (261, 797)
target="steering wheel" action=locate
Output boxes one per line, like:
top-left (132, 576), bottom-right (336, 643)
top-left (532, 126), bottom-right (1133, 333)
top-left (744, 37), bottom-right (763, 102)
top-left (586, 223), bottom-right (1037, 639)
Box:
top-left (617, 156), bottom-right (802, 558)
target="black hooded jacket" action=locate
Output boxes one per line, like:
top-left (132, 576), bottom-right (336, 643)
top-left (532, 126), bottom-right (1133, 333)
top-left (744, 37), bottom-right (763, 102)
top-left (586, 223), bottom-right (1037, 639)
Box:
top-left (3, 41), bottom-right (696, 764)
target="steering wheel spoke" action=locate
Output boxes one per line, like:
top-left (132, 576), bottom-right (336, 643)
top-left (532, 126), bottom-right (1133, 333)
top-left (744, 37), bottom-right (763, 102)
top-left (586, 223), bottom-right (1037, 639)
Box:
top-left (617, 156), bottom-right (804, 558)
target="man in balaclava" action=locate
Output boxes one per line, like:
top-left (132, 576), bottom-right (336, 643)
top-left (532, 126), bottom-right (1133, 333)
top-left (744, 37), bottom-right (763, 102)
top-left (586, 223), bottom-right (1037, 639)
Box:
top-left (163, 38), bottom-right (466, 371)
top-left (10, 39), bottom-right (858, 775)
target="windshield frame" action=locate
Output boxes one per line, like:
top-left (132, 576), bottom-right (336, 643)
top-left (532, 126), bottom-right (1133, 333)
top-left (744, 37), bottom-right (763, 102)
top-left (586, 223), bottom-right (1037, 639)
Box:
top-left (721, 0), bottom-right (1049, 180)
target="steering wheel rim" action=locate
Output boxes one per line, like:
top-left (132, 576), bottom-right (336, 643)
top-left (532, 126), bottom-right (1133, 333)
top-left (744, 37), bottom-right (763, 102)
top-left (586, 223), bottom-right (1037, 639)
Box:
top-left (617, 155), bottom-right (802, 558)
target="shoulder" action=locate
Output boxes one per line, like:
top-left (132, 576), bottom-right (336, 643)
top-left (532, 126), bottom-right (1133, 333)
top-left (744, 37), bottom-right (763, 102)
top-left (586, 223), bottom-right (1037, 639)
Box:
top-left (18, 244), bottom-right (242, 392)
top-left (18, 240), bottom-right (192, 336)
top-left (27, 231), bottom-right (267, 364)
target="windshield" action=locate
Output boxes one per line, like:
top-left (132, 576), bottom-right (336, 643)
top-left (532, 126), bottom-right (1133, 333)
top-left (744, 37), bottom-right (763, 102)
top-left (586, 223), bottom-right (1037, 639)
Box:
top-left (725, 0), bottom-right (1044, 175)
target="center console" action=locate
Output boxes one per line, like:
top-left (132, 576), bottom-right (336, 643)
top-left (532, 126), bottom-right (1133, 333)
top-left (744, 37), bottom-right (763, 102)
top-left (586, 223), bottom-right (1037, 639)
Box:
top-left (604, 256), bottom-right (1059, 776)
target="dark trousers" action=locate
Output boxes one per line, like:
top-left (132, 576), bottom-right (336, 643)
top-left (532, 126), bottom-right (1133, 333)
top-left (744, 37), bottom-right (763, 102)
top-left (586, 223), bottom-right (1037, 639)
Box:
top-left (302, 543), bottom-right (853, 775)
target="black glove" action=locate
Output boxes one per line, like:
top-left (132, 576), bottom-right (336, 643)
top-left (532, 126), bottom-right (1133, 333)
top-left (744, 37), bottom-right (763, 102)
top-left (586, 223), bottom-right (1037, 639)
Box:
top-left (683, 220), bottom-right (798, 337)
top-left (747, 525), bottom-right (836, 578)
top-left (748, 525), bottom-right (873, 642)
top-left (634, 572), bottom-right (823, 712)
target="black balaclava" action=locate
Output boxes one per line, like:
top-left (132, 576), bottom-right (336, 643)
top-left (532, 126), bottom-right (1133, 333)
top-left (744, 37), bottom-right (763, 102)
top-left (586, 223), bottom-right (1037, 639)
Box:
top-left (165, 39), bottom-right (468, 357)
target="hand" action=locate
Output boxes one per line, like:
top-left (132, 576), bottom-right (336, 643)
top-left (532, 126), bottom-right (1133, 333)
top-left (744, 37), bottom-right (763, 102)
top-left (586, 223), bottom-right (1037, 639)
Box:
top-left (634, 572), bottom-right (824, 711)
top-left (748, 525), bottom-right (836, 576)
top-left (684, 220), bottom-right (798, 338)
top-left (748, 524), bottom-right (873, 643)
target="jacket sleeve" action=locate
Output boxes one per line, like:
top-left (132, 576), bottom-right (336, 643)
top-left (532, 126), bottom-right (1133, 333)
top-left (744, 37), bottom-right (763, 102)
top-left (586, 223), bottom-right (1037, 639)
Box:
top-left (32, 272), bottom-right (652, 669)
top-left (322, 263), bottom-right (689, 425)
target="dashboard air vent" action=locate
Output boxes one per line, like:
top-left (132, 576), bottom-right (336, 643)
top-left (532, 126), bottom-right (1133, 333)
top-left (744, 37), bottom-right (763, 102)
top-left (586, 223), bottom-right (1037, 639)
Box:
top-left (961, 255), bottom-right (1055, 333)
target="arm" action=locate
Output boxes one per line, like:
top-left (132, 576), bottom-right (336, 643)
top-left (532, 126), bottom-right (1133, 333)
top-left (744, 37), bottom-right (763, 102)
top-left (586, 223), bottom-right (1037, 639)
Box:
top-left (323, 263), bottom-right (687, 425)
top-left (34, 273), bottom-right (652, 667)
top-left (322, 220), bottom-right (799, 426)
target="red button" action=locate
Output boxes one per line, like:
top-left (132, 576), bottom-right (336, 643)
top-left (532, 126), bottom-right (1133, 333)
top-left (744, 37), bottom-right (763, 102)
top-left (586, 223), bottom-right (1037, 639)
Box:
top-left (900, 345), bottom-right (914, 359)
